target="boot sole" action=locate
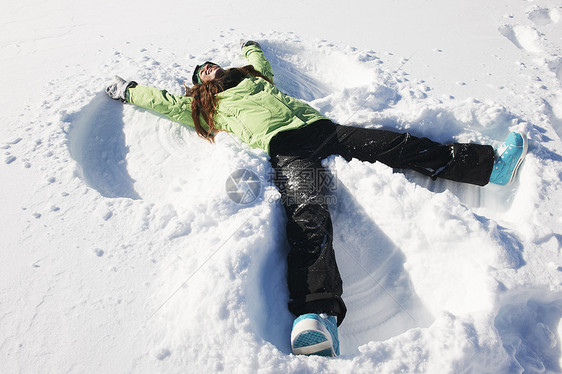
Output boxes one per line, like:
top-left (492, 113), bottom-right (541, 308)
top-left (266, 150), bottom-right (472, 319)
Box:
top-left (508, 132), bottom-right (528, 184)
top-left (291, 318), bottom-right (335, 356)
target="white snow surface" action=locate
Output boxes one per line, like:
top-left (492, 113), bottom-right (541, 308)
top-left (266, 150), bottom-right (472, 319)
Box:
top-left (2, 0), bottom-right (562, 373)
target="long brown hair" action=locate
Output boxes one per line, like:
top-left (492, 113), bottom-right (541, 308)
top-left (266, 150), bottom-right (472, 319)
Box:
top-left (185, 65), bottom-right (273, 142)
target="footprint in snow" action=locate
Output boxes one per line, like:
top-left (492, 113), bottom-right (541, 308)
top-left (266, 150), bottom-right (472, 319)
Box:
top-left (499, 24), bottom-right (542, 55)
top-left (528, 7), bottom-right (560, 26)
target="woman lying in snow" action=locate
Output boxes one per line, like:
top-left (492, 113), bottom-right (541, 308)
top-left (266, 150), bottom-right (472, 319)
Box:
top-left (106, 40), bottom-right (527, 357)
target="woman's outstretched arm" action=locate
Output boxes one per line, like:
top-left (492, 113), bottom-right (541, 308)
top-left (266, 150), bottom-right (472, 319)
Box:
top-left (106, 76), bottom-right (204, 130)
top-left (126, 85), bottom-right (199, 128)
top-left (242, 41), bottom-right (274, 83)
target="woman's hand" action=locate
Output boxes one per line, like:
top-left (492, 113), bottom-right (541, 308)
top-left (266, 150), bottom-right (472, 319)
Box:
top-left (106, 76), bottom-right (137, 102)
top-left (240, 40), bottom-right (261, 50)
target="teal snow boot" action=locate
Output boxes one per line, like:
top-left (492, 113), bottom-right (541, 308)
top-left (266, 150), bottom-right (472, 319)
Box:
top-left (489, 132), bottom-right (528, 185)
top-left (291, 313), bottom-right (340, 357)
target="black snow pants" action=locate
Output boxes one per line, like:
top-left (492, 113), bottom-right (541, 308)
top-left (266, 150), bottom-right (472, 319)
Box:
top-left (268, 120), bottom-right (494, 326)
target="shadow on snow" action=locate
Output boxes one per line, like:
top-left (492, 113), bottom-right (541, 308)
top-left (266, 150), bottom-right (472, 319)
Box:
top-left (64, 92), bottom-right (140, 200)
top-left (330, 182), bottom-right (434, 354)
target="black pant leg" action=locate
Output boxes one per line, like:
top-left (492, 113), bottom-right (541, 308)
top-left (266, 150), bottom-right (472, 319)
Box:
top-left (270, 152), bottom-right (347, 325)
top-left (323, 124), bottom-right (494, 186)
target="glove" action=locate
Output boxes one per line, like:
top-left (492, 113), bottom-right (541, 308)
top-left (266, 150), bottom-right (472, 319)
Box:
top-left (240, 40), bottom-right (261, 50)
top-left (106, 76), bottom-right (137, 102)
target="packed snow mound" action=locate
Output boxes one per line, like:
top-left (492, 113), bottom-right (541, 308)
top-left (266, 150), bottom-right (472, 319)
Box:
top-left (2, 2), bottom-right (562, 372)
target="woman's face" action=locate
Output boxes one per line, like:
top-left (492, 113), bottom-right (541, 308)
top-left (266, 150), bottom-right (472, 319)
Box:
top-left (199, 63), bottom-right (225, 83)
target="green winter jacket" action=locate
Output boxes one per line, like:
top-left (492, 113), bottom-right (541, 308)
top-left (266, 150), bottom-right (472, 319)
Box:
top-left (126, 44), bottom-right (327, 154)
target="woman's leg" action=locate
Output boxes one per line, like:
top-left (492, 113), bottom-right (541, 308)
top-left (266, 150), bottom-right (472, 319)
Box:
top-left (296, 120), bottom-right (494, 186)
top-left (270, 152), bottom-right (346, 326)
top-left (307, 121), bottom-right (495, 186)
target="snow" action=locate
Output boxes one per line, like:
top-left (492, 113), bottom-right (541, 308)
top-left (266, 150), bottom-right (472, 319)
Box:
top-left (1, 0), bottom-right (562, 372)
